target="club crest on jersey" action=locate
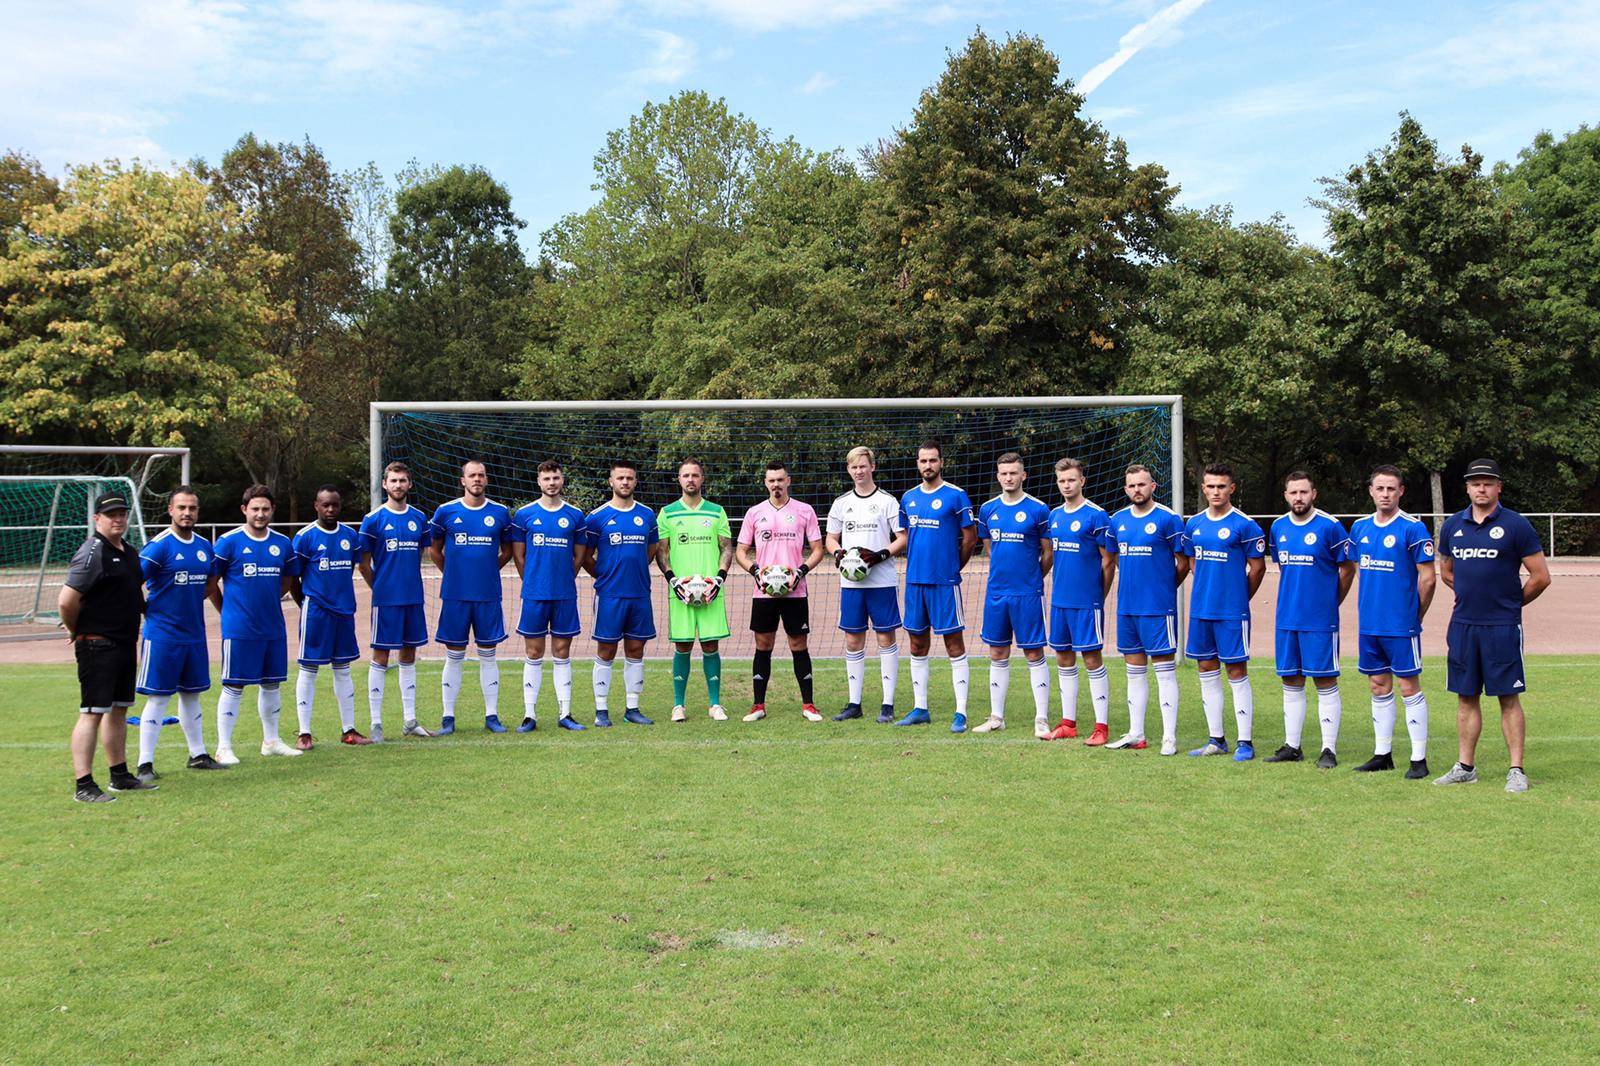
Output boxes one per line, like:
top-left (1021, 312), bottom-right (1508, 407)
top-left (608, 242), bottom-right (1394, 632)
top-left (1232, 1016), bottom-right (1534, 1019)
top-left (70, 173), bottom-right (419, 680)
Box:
top-left (269, 544), bottom-right (281, 556)
top-left (340, 539), bottom-right (350, 550)
top-left (931, 499), bottom-right (943, 511)
top-left (1218, 528), bottom-right (1231, 540)
top-left (407, 521), bottom-right (417, 531)
top-left (485, 515), bottom-right (496, 527)
top-left (1144, 522), bottom-right (1157, 534)
top-left (633, 516), bottom-right (644, 526)
top-left (558, 517), bottom-right (569, 528)
top-left (1014, 510), bottom-right (1026, 522)
top-left (1489, 526), bottom-right (1504, 540)
top-left (1383, 534), bottom-right (1396, 548)
top-left (783, 513), bottom-right (795, 524)
top-left (1303, 532), bottom-right (1317, 546)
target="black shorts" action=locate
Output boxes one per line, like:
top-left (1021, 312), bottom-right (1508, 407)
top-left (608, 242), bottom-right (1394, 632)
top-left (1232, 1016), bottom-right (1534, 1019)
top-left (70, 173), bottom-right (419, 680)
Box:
top-left (751, 597), bottom-right (810, 636)
top-left (76, 638), bottom-right (137, 712)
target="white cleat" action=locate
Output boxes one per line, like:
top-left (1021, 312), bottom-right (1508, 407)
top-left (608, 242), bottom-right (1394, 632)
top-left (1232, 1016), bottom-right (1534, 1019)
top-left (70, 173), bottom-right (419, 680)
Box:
top-left (261, 739), bottom-right (303, 757)
top-left (402, 720), bottom-right (432, 738)
top-left (1106, 732), bottom-right (1146, 750)
top-left (1160, 735), bottom-right (1178, 756)
top-left (671, 705), bottom-right (688, 722)
top-left (972, 715), bottom-right (1006, 733)
top-left (1034, 719), bottom-right (1053, 740)
top-left (214, 746), bottom-right (241, 766)
top-left (708, 705), bottom-right (728, 721)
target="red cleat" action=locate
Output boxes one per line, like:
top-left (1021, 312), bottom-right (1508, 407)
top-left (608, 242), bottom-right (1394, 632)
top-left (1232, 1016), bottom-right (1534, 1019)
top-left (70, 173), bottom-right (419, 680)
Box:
top-left (801, 703), bottom-right (823, 722)
top-left (341, 729), bottom-right (374, 746)
top-left (1049, 719), bottom-right (1077, 740)
top-left (296, 733), bottom-right (315, 751)
top-left (1084, 723), bottom-right (1111, 746)
top-left (743, 704), bottom-right (767, 722)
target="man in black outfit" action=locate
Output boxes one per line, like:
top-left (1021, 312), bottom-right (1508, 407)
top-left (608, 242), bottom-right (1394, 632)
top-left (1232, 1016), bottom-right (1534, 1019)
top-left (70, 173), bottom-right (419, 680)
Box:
top-left (60, 491), bottom-right (154, 803)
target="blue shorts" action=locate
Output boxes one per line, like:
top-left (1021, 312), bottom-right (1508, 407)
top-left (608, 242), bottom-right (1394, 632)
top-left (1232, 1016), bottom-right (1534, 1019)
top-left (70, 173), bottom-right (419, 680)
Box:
top-left (1048, 605), bottom-right (1106, 652)
top-left (904, 584), bottom-right (964, 635)
top-left (1275, 629), bottom-right (1340, 678)
top-left (594, 596), bottom-right (655, 643)
top-left (221, 637), bottom-right (288, 687)
top-left (371, 604), bottom-right (428, 650)
top-left (136, 639), bottom-right (210, 696)
top-left (1185, 617), bottom-right (1251, 664)
top-left (517, 598), bottom-right (581, 638)
top-left (982, 594), bottom-right (1046, 649)
top-left (297, 601), bottom-right (360, 666)
top-left (436, 599), bottom-right (507, 647)
top-left (1447, 621), bottom-right (1526, 697)
top-left (1358, 634), bottom-right (1422, 678)
top-left (1117, 613), bottom-right (1177, 657)
top-left (838, 587), bottom-right (901, 633)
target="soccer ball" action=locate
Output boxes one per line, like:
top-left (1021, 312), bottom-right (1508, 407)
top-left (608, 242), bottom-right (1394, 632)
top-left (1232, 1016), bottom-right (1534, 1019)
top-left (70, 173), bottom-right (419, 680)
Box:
top-left (837, 547), bottom-right (870, 582)
top-left (680, 574), bottom-right (714, 606)
top-left (757, 565), bottom-right (795, 597)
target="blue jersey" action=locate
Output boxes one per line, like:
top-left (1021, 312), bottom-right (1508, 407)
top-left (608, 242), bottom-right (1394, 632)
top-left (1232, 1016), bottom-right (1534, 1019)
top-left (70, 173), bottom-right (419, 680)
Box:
top-left (977, 494), bottom-right (1051, 597)
top-left (1440, 504), bottom-right (1542, 624)
top-left (512, 500), bottom-right (586, 602)
top-left (1049, 500), bottom-right (1113, 608)
top-left (901, 483), bottom-right (974, 586)
top-left (1352, 511), bottom-right (1435, 637)
top-left (213, 527), bottom-right (299, 641)
top-left (292, 522), bottom-right (359, 615)
top-left (1109, 505), bottom-right (1184, 616)
top-left (584, 502), bottom-right (658, 599)
top-left (430, 499), bottom-right (512, 603)
top-left (1270, 510), bottom-right (1354, 632)
top-left (1183, 509), bottom-right (1266, 621)
top-left (359, 504), bottom-right (429, 607)
top-left (139, 530), bottom-right (213, 644)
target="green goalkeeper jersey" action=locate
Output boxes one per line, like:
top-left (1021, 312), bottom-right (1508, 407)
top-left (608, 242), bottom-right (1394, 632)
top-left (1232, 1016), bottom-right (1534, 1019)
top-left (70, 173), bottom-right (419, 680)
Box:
top-left (658, 498), bottom-right (731, 578)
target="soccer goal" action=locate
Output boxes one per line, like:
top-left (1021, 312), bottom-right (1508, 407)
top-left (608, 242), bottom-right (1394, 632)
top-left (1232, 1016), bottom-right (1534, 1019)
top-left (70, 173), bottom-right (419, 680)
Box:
top-left (0, 446), bottom-right (190, 640)
top-left (370, 398), bottom-right (1182, 658)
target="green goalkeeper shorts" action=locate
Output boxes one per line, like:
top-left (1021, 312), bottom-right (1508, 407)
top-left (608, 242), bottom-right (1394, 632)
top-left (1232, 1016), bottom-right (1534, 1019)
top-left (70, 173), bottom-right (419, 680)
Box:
top-left (668, 596), bottom-right (731, 642)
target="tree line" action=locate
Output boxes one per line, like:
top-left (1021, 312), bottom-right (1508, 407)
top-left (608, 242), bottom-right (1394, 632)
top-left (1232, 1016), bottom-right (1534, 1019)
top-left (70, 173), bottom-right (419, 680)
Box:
top-left (1, 32), bottom-right (1595, 531)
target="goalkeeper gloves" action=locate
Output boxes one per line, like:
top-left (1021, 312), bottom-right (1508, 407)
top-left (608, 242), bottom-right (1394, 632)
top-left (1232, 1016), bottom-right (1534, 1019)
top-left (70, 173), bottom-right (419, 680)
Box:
top-left (666, 571), bottom-right (693, 605)
top-left (708, 569), bottom-right (727, 602)
top-left (859, 548), bottom-right (889, 567)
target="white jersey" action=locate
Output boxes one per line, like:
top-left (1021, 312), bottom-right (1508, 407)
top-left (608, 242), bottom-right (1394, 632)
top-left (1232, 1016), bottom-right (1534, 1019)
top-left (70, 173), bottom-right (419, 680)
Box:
top-left (826, 488), bottom-right (902, 590)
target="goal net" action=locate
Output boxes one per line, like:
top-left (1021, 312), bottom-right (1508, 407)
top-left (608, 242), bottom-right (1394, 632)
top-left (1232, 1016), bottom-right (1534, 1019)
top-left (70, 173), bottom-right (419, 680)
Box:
top-left (372, 398), bottom-right (1181, 659)
top-left (0, 447), bottom-right (188, 639)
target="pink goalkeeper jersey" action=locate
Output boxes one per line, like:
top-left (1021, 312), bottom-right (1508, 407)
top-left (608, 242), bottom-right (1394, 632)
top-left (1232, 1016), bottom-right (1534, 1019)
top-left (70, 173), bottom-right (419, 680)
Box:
top-left (738, 498), bottom-right (822, 598)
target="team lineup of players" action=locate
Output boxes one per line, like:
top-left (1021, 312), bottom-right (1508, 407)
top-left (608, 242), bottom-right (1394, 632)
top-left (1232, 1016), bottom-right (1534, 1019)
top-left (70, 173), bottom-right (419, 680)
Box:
top-left (125, 443), bottom-right (1540, 788)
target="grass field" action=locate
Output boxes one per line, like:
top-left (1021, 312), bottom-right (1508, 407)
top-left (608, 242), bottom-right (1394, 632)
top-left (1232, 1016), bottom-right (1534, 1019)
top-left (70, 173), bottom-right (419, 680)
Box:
top-left (5, 655), bottom-right (1599, 1063)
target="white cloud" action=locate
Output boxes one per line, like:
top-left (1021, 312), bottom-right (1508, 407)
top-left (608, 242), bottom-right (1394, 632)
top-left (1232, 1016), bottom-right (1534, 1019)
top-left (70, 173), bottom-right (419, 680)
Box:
top-left (633, 29), bottom-right (697, 84)
top-left (801, 71), bottom-right (839, 94)
top-left (1408, 0), bottom-right (1600, 94)
top-left (641, 0), bottom-right (912, 31)
top-left (1078, 0), bottom-right (1210, 95)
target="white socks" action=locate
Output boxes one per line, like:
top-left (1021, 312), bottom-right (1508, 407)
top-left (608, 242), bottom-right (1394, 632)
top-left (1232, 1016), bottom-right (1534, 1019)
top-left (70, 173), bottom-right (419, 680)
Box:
top-left (879, 647), bottom-right (899, 706)
top-left (1282, 683), bottom-right (1307, 750)
top-left (910, 654), bottom-right (929, 709)
top-left (1198, 669), bottom-right (1224, 739)
top-left (177, 691), bottom-right (205, 756)
top-left (1403, 692), bottom-right (1428, 761)
top-left (1317, 685), bottom-right (1342, 753)
top-left (1371, 692), bottom-right (1397, 755)
top-left (1028, 657), bottom-right (1050, 725)
top-left (137, 694), bottom-right (169, 767)
top-left (950, 654), bottom-right (969, 715)
top-left (441, 648), bottom-right (465, 718)
top-left (257, 684), bottom-right (282, 744)
top-left (624, 657), bottom-right (644, 709)
top-left (552, 657), bottom-right (572, 715)
top-left (592, 657), bottom-right (613, 710)
top-left (218, 685), bottom-right (244, 750)
top-left (523, 657), bottom-right (544, 720)
top-left (368, 661), bottom-right (388, 727)
top-left (907, 651), bottom-right (964, 713)
top-left (988, 657), bottom-right (1011, 720)
top-left (398, 661), bottom-right (418, 723)
top-left (1087, 665), bottom-right (1109, 725)
top-left (478, 645), bottom-right (499, 719)
top-left (1154, 661), bottom-right (1179, 741)
top-left (296, 667), bottom-right (317, 735)
top-left (1229, 675), bottom-right (1254, 742)
top-left (1126, 664), bottom-right (1149, 738)
top-left (1057, 664), bottom-right (1079, 722)
top-left (332, 665), bottom-right (355, 732)
top-left (846, 648), bottom-right (866, 705)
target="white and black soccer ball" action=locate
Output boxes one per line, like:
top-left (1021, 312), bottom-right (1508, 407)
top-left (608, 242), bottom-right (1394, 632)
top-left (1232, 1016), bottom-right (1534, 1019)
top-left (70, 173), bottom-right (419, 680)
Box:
top-left (680, 574), bottom-right (714, 606)
top-left (757, 565), bottom-right (795, 597)
top-left (837, 547), bottom-right (870, 582)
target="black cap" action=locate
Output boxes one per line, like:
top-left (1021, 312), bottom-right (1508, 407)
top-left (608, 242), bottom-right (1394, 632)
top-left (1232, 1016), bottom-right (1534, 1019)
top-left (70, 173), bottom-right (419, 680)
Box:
top-left (94, 492), bottom-right (130, 514)
top-left (1463, 458), bottom-right (1503, 481)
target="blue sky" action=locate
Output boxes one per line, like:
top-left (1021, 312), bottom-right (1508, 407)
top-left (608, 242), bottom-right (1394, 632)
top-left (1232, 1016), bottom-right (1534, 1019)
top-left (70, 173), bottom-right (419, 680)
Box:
top-left (8, 0), bottom-right (1600, 247)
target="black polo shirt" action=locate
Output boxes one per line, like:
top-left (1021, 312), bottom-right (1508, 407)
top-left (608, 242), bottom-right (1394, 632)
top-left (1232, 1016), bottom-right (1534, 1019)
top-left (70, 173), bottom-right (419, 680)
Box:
top-left (63, 532), bottom-right (145, 643)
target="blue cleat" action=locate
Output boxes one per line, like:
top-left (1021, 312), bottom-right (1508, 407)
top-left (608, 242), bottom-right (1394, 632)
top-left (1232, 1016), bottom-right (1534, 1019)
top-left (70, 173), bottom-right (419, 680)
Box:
top-left (1188, 738), bottom-right (1230, 757)
top-left (833, 703), bottom-right (863, 721)
top-left (876, 705), bottom-right (895, 723)
top-left (484, 714), bottom-right (508, 733)
top-left (127, 716), bottom-right (141, 726)
top-left (162, 716), bottom-right (179, 725)
top-left (1233, 741), bottom-right (1256, 762)
top-left (623, 709), bottom-right (654, 725)
top-left (594, 710), bottom-right (613, 728)
top-left (558, 715), bottom-right (585, 731)
top-left (436, 716), bottom-right (456, 736)
top-left (517, 716), bottom-right (537, 733)
top-left (895, 708), bottom-right (931, 726)
top-left (950, 712), bottom-right (967, 734)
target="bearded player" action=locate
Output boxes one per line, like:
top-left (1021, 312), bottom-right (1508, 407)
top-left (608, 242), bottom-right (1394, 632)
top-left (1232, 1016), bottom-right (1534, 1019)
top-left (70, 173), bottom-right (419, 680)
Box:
top-left (578, 461), bottom-right (659, 726)
top-left (428, 460), bottom-right (514, 734)
top-left (736, 461), bottom-right (825, 722)
top-left (971, 453), bottom-right (1053, 737)
top-left (656, 458), bottom-right (734, 722)
top-left (510, 460), bottom-right (588, 731)
top-left (898, 442), bottom-right (977, 729)
top-left (1044, 458), bottom-right (1117, 745)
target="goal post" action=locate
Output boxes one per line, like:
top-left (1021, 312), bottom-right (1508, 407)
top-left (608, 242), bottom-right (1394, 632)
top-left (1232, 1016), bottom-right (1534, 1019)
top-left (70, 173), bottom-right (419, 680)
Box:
top-left (370, 397), bottom-right (1183, 659)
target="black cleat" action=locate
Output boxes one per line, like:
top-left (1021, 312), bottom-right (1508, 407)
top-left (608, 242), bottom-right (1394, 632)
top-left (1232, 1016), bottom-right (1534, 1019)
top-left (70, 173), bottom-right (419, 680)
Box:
top-left (1353, 752), bottom-right (1395, 772)
top-left (833, 703), bottom-right (864, 721)
top-left (876, 705), bottom-right (895, 724)
top-left (74, 781), bottom-right (115, 803)
top-left (1316, 748), bottom-right (1338, 769)
top-left (1265, 744), bottom-right (1303, 763)
top-left (136, 762), bottom-right (160, 782)
top-left (187, 753), bottom-right (229, 770)
top-left (1405, 758), bottom-right (1430, 780)
top-left (109, 774), bottom-right (157, 792)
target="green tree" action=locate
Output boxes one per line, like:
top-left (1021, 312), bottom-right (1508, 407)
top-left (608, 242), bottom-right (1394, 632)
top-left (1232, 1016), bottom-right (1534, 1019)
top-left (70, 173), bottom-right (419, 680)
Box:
top-left (0, 150), bottom-right (60, 234)
top-left (378, 165), bottom-right (530, 401)
top-left (1120, 208), bottom-right (1353, 509)
top-left (1494, 126), bottom-right (1600, 509)
top-left (0, 162), bottom-right (297, 469)
top-left (1319, 114), bottom-right (1533, 521)
top-left (862, 31), bottom-right (1174, 398)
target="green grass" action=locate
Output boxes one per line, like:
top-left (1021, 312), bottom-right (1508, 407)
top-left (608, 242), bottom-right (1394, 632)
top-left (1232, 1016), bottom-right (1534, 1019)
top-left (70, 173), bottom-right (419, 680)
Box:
top-left (4, 655), bottom-right (1599, 1063)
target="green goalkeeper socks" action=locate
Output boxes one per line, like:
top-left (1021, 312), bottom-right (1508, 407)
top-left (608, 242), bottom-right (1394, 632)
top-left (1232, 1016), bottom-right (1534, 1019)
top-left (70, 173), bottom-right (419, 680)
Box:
top-left (703, 651), bottom-right (722, 707)
top-left (672, 650), bottom-right (691, 707)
